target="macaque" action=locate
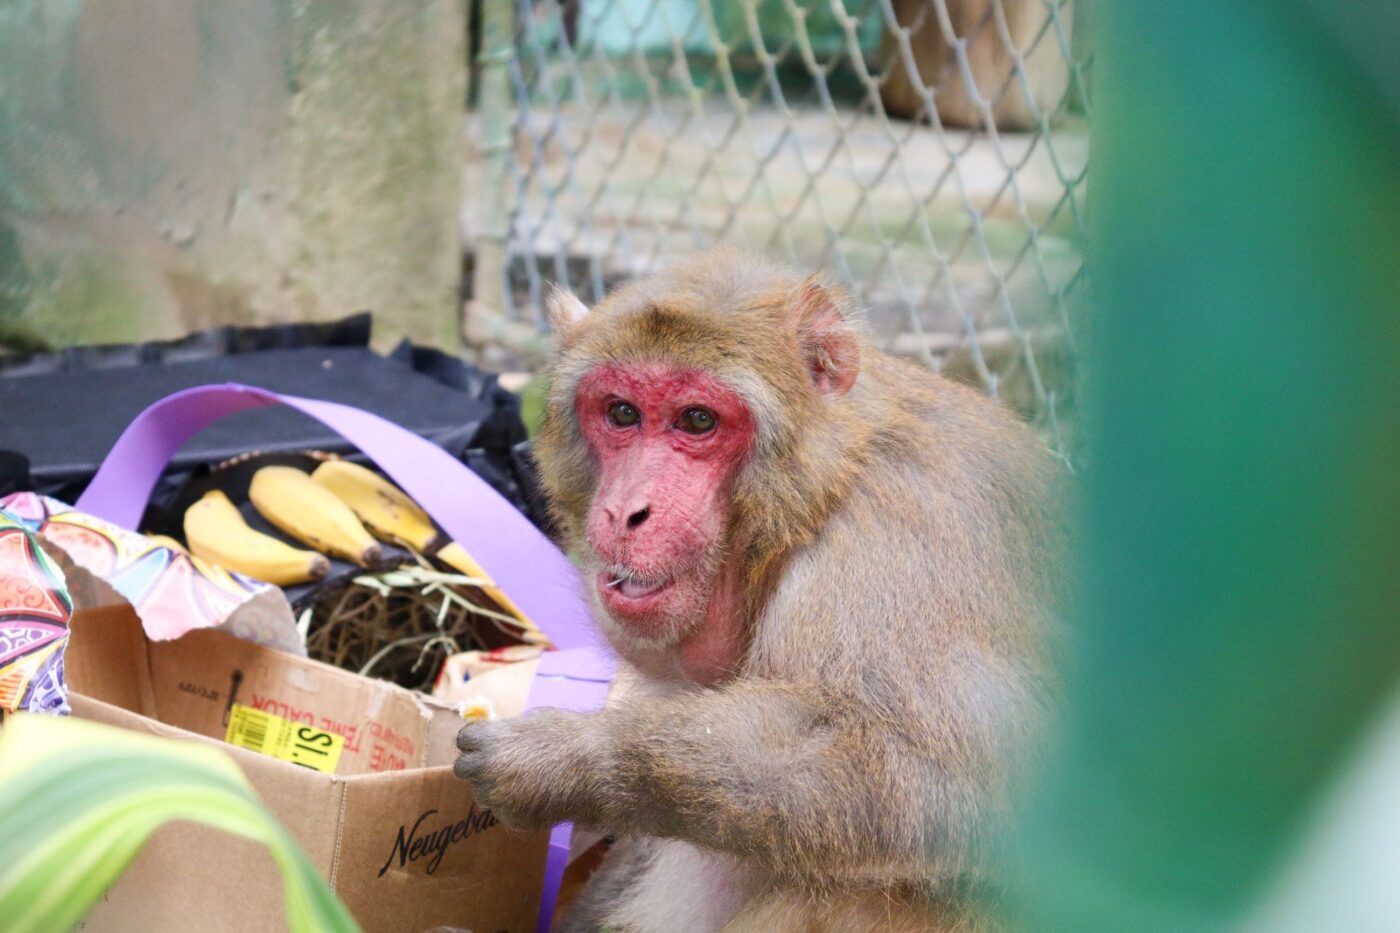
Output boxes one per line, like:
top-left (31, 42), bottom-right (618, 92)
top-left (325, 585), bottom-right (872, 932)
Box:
top-left (880, 0), bottom-right (1074, 130)
top-left (455, 248), bottom-right (1063, 931)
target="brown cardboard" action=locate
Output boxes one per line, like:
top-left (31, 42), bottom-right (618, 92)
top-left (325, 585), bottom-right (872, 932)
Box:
top-left (64, 604), bottom-right (548, 933)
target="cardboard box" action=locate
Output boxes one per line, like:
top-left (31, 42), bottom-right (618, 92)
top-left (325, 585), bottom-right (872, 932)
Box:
top-left (0, 495), bottom-right (550, 931)
top-left (63, 601), bottom-right (548, 933)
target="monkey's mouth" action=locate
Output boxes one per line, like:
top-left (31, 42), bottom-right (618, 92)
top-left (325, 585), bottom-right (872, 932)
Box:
top-left (597, 566), bottom-right (674, 606)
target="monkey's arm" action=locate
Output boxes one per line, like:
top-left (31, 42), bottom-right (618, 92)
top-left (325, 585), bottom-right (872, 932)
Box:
top-left (456, 671), bottom-right (1009, 885)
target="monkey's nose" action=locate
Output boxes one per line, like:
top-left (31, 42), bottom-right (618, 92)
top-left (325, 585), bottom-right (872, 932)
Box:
top-left (626, 506), bottom-right (651, 529)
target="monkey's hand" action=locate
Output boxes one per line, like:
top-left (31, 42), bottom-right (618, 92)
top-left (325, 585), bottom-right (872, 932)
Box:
top-left (453, 709), bottom-right (597, 830)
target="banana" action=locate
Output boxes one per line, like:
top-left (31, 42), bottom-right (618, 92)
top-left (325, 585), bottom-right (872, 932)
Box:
top-left (310, 459), bottom-right (439, 551)
top-left (311, 459), bottom-right (548, 643)
top-left (249, 466), bottom-right (384, 568)
top-left (184, 490), bottom-right (329, 586)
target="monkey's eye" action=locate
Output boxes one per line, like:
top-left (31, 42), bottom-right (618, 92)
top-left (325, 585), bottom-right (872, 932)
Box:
top-left (676, 407), bottom-right (717, 435)
top-left (607, 401), bottom-right (641, 427)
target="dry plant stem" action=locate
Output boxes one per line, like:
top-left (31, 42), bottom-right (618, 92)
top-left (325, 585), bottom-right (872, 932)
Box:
top-left (302, 565), bottom-right (537, 692)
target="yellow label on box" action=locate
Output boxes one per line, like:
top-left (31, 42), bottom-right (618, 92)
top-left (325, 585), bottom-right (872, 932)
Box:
top-left (225, 703), bottom-right (344, 774)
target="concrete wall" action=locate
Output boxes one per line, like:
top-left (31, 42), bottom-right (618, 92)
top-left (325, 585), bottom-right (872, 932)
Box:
top-left (0, 0), bottom-right (466, 351)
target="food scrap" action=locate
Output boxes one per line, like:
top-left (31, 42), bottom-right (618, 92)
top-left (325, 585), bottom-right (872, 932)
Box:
top-left (457, 695), bottom-right (498, 722)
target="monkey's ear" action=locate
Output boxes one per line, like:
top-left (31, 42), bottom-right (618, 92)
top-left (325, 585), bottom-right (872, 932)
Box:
top-left (791, 280), bottom-right (859, 397)
top-left (545, 284), bottom-right (590, 338)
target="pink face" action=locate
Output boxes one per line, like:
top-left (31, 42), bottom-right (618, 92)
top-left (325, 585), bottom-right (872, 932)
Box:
top-left (575, 362), bottom-right (756, 643)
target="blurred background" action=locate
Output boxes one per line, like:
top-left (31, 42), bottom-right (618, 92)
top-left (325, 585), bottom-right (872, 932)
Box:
top-left (0, 0), bottom-right (1088, 457)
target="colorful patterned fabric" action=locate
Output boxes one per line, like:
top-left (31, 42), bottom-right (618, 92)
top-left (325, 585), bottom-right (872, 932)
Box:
top-left (0, 508), bottom-right (72, 718)
top-left (1, 493), bottom-right (265, 641)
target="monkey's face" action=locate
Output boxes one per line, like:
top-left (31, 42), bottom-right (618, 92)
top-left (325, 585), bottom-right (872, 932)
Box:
top-left (574, 361), bottom-right (757, 645)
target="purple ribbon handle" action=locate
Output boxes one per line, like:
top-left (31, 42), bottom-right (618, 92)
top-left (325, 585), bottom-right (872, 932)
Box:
top-left (76, 383), bottom-right (596, 650)
top-left (523, 646), bottom-right (615, 931)
top-left (75, 382), bottom-right (612, 929)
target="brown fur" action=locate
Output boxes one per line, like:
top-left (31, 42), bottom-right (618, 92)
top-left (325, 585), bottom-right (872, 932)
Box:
top-left (455, 248), bottom-right (1064, 931)
top-left (879, 0), bottom-right (1074, 131)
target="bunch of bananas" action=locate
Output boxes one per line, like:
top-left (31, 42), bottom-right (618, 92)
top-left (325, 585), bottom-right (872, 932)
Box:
top-left (179, 460), bottom-right (545, 641)
top-left (182, 465), bottom-right (381, 587)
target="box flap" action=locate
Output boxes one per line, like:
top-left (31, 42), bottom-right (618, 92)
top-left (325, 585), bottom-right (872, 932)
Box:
top-left (146, 625), bottom-right (433, 775)
top-left (65, 605), bottom-right (155, 715)
top-left (64, 600), bottom-right (438, 778)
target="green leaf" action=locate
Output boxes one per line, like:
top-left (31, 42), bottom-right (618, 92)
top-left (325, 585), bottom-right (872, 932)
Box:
top-left (0, 714), bottom-right (359, 933)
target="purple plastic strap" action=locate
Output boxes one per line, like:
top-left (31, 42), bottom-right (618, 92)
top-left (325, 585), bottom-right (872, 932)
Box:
top-left (529, 647), bottom-right (615, 710)
top-left (523, 647), bottom-right (615, 931)
top-left (75, 383), bottom-right (595, 650)
top-left (75, 383), bottom-right (613, 930)
top-left (538, 825), bottom-right (574, 932)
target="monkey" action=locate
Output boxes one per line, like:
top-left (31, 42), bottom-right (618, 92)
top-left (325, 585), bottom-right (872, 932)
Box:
top-left (879, 0), bottom-right (1074, 131)
top-left (455, 247), bottom-right (1064, 931)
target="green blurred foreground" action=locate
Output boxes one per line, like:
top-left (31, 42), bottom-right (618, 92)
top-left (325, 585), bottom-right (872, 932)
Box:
top-left (0, 715), bottom-right (357, 933)
top-left (1012, 1), bottom-right (1400, 929)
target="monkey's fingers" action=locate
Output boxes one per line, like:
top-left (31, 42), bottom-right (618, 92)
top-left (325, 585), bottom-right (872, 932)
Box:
top-left (455, 720), bottom-right (500, 761)
top-left (454, 720), bottom-right (506, 782)
top-left (453, 751), bottom-right (490, 785)
top-left (455, 721), bottom-right (488, 753)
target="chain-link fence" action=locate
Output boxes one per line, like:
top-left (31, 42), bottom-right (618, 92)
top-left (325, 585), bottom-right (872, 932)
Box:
top-left (462, 0), bottom-right (1091, 458)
